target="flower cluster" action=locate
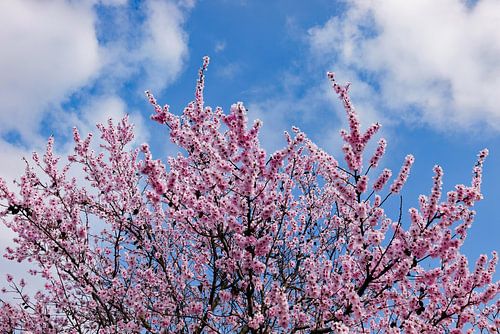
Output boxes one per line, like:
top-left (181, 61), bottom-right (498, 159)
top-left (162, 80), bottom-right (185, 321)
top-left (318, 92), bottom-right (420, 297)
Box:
top-left (373, 168), bottom-right (392, 191)
top-left (390, 154), bottom-right (415, 193)
top-left (328, 72), bottom-right (381, 172)
top-left (369, 138), bottom-right (387, 167)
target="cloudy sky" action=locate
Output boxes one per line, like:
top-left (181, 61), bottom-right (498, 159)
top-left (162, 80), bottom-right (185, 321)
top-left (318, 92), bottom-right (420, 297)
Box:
top-left (1, 0), bottom-right (499, 285)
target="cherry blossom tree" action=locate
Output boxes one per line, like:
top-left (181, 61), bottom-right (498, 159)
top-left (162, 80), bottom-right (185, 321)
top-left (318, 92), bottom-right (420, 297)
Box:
top-left (0, 57), bottom-right (498, 333)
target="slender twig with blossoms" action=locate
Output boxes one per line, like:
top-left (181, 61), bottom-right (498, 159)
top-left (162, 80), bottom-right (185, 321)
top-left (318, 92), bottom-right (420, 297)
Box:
top-left (0, 57), bottom-right (498, 334)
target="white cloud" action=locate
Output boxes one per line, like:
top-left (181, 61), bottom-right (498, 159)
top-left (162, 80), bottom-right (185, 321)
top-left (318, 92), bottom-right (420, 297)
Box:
top-left (308, 0), bottom-right (500, 132)
top-left (0, 0), bottom-right (192, 146)
top-left (0, 0), bottom-right (100, 143)
top-left (140, 0), bottom-right (189, 91)
top-left (99, 0), bottom-right (190, 93)
top-left (177, 0), bottom-right (197, 10)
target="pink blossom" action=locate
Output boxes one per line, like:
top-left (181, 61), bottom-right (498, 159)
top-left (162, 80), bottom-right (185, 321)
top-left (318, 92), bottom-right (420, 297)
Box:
top-left (390, 154), bottom-right (414, 193)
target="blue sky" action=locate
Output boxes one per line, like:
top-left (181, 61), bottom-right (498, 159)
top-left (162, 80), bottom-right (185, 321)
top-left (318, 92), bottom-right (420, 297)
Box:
top-left (1, 0), bottom-right (499, 283)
